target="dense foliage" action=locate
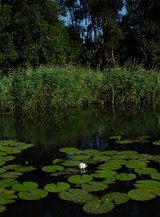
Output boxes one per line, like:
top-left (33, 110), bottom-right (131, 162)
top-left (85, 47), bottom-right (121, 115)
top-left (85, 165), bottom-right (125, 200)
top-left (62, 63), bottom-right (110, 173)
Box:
top-left (1, 66), bottom-right (160, 113)
top-left (0, 0), bottom-right (160, 70)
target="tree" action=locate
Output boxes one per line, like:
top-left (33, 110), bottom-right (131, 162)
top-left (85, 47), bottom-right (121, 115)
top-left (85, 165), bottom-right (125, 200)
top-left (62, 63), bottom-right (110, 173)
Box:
top-left (0, 0), bottom-right (71, 70)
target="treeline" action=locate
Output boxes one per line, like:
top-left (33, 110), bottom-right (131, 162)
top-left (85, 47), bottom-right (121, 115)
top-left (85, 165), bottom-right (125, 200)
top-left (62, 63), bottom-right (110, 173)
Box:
top-left (0, 0), bottom-right (160, 71)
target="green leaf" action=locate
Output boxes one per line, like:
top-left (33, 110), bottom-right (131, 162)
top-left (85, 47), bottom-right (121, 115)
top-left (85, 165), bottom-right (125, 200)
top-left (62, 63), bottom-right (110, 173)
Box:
top-left (125, 160), bottom-right (147, 169)
top-left (68, 175), bottom-right (93, 184)
top-left (134, 180), bottom-right (160, 189)
top-left (0, 204), bottom-right (6, 213)
top-left (18, 189), bottom-right (48, 200)
top-left (151, 173), bottom-right (160, 181)
top-left (83, 199), bottom-right (114, 214)
top-left (59, 147), bottom-right (80, 155)
top-left (153, 140), bottom-right (160, 146)
top-left (44, 182), bottom-right (70, 193)
top-left (116, 173), bottom-right (137, 181)
top-left (12, 182), bottom-right (38, 192)
top-left (42, 165), bottom-right (64, 173)
top-left (59, 189), bottom-right (94, 204)
top-left (128, 189), bottom-right (156, 201)
top-left (135, 167), bottom-right (157, 175)
top-left (82, 182), bottom-right (108, 192)
top-left (103, 192), bottom-right (129, 204)
top-left (0, 172), bottom-right (22, 179)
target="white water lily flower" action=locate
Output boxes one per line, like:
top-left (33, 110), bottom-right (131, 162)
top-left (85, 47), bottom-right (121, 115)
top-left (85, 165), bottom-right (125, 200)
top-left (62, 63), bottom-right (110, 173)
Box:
top-left (79, 162), bottom-right (87, 169)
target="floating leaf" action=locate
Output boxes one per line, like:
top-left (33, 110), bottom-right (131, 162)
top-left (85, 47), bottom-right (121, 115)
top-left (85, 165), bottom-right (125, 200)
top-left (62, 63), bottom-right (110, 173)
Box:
top-left (53, 159), bottom-right (64, 164)
top-left (0, 179), bottom-right (18, 188)
top-left (109, 136), bottom-right (121, 140)
top-left (18, 189), bottom-right (48, 200)
top-left (116, 173), bottom-right (137, 181)
top-left (62, 160), bottom-right (80, 167)
top-left (68, 175), bottom-right (93, 185)
top-left (12, 182), bottom-right (38, 192)
top-left (151, 173), bottom-right (160, 181)
top-left (153, 140), bottom-right (160, 146)
top-left (135, 167), bottom-right (157, 175)
top-left (0, 172), bottom-right (22, 179)
top-left (42, 165), bottom-right (64, 173)
top-left (102, 177), bottom-right (116, 184)
top-left (44, 182), bottom-right (70, 193)
top-left (103, 192), bottom-right (130, 204)
top-left (3, 164), bottom-right (21, 170)
top-left (0, 204), bottom-right (6, 213)
top-left (125, 160), bottom-right (147, 169)
top-left (83, 199), bottom-right (114, 214)
top-left (92, 170), bottom-right (117, 179)
top-left (82, 182), bottom-right (108, 192)
top-left (15, 166), bottom-right (36, 173)
top-left (115, 139), bottom-right (136, 144)
top-left (134, 180), bottom-right (160, 189)
top-left (128, 189), bottom-right (156, 201)
top-left (59, 189), bottom-right (94, 204)
top-left (59, 147), bottom-right (80, 155)
top-left (0, 193), bottom-right (17, 204)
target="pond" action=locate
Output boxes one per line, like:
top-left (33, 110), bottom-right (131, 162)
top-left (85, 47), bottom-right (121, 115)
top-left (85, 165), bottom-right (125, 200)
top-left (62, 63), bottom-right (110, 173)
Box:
top-left (0, 108), bottom-right (160, 217)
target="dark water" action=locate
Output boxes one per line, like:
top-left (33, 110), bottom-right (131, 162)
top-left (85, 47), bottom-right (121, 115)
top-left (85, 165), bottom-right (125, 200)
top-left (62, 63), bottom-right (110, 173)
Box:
top-left (0, 108), bottom-right (160, 217)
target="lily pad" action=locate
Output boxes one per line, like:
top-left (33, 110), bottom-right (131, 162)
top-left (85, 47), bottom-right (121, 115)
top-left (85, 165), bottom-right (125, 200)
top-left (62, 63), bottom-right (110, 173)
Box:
top-left (15, 166), bottom-right (37, 173)
top-left (59, 147), bottom-right (80, 155)
top-left (83, 198), bottom-right (114, 214)
top-left (0, 193), bottom-right (17, 204)
top-left (103, 192), bottom-right (130, 204)
top-left (116, 173), bottom-right (137, 181)
top-left (128, 189), bottom-right (156, 201)
top-left (42, 165), bottom-right (64, 173)
top-left (12, 182), bottom-right (38, 192)
top-left (82, 182), bottom-right (108, 192)
top-left (44, 182), bottom-right (70, 193)
top-left (0, 205), bottom-right (6, 213)
top-left (109, 136), bottom-right (121, 140)
top-left (135, 167), bottom-right (157, 175)
top-left (68, 175), bottom-right (93, 185)
top-left (59, 189), bottom-right (94, 204)
top-left (92, 170), bottom-right (117, 179)
top-left (153, 140), bottom-right (160, 146)
top-left (62, 160), bottom-right (81, 167)
top-left (125, 160), bottom-right (147, 169)
top-left (0, 172), bottom-right (22, 179)
top-left (134, 180), bottom-right (160, 189)
top-left (150, 173), bottom-right (160, 181)
top-left (0, 179), bottom-right (18, 188)
top-left (18, 189), bottom-right (48, 200)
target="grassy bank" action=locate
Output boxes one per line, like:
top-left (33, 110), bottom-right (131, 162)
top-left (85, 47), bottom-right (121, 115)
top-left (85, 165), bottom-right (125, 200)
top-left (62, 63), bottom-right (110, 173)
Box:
top-left (0, 66), bottom-right (160, 114)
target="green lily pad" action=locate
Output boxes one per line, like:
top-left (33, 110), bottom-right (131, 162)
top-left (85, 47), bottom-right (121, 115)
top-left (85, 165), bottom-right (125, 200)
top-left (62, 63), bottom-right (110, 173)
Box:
top-left (59, 147), bottom-right (80, 155)
top-left (12, 182), bottom-right (38, 192)
top-left (115, 139), bottom-right (136, 144)
top-left (59, 189), bottom-right (94, 204)
top-left (103, 151), bottom-right (118, 156)
top-left (0, 204), bottom-right (6, 213)
top-left (0, 168), bottom-right (6, 174)
top-left (109, 136), bottom-right (122, 140)
top-left (15, 166), bottom-right (37, 173)
top-left (151, 173), bottom-right (160, 181)
top-left (0, 193), bottom-right (17, 204)
top-left (3, 164), bottom-right (21, 170)
top-left (0, 179), bottom-right (18, 188)
top-left (18, 189), bottom-right (48, 200)
top-left (103, 192), bottom-right (130, 204)
top-left (102, 177), bottom-right (116, 184)
top-left (62, 160), bottom-right (81, 167)
top-left (125, 160), bottom-right (147, 169)
top-left (68, 175), bottom-right (93, 185)
top-left (153, 140), bottom-right (160, 146)
top-left (134, 180), bottom-right (160, 189)
top-left (116, 173), bottom-right (137, 181)
top-left (82, 182), bottom-right (108, 192)
top-left (135, 167), bottom-right (157, 175)
top-left (2, 156), bottom-right (15, 162)
top-left (73, 155), bottom-right (90, 161)
top-left (83, 198), bottom-right (114, 214)
top-left (92, 170), bottom-right (117, 179)
top-left (128, 189), bottom-right (156, 201)
top-left (0, 172), bottom-right (22, 179)
top-left (44, 182), bottom-right (70, 193)
top-left (81, 149), bottom-right (103, 156)
top-left (42, 165), bottom-right (64, 173)
top-left (136, 135), bottom-right (150, 140)
top-left (53, 159), bottom-right (64, 164)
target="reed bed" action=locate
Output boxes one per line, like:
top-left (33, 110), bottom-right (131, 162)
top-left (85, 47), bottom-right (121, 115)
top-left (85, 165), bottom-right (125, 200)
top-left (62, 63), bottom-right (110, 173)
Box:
top-left (0, 66), bottom-right (160, 114)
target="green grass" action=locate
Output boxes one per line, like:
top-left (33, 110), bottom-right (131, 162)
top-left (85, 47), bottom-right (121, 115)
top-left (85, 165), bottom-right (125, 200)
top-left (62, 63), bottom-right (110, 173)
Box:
top-left (0, 66), bottom-right (160, 114)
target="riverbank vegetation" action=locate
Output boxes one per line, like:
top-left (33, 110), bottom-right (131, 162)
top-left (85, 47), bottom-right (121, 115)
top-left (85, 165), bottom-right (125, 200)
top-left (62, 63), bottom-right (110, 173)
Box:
top-left (0, 0), bottom-right (160, 114)
top-left (0, 66), bottom-right (160, 114)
